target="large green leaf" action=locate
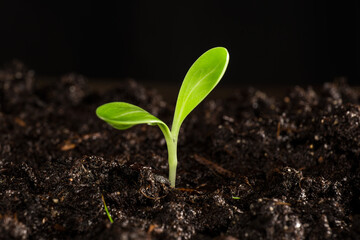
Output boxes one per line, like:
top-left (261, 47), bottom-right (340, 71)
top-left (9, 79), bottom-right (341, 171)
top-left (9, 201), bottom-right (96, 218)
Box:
top-left (96, 102), bottom-right (167, 131)
top-left (172, 47), bottom-right (229, 134)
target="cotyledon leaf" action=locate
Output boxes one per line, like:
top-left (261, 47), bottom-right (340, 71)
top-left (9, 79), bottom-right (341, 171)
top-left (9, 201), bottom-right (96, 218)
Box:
top-left (172, 47), bottom-right (229, 135)
top-left (96, 102), bottom-right (169, 132)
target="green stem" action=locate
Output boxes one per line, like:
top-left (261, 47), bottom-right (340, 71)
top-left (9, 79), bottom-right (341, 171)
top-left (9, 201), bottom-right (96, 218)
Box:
top-left (169, 125), bottom-right (181, 188)
top-left (159, 124), bottom-right (178, 187)
top-left (167, 137), bottom-right (177, 187)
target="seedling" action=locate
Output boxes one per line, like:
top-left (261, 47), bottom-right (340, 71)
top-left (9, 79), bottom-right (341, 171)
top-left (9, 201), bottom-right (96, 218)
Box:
top-left (96, 47), bottom-right (229, 187)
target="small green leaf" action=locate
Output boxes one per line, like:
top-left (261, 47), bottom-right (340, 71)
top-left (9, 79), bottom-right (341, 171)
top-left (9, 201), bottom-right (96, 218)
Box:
top-left (172, 47), bottom-right (229, 134)
top-left (101, 194), bottom-right (113, 224)
top-left (96, 102), bottom-right (167, 130)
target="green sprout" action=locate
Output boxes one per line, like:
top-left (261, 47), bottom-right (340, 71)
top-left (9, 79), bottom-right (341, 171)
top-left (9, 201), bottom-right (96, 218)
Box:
top-left (101, 194), bottom-right (114, 224)
top-left (96, 47), bottom-right (229, 187)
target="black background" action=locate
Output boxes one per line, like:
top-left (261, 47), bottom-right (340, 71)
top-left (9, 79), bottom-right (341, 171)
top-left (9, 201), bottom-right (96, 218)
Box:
top-left (0, 1), bottom-right (359, 85)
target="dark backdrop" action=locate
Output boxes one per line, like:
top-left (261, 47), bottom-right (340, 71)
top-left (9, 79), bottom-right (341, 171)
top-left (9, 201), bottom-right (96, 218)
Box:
top-left (0, 1), bottom-right (359, 85)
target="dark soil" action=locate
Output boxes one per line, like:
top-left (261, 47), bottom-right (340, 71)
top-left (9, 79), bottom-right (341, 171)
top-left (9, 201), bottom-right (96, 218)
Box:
top-left (0, 61), bottom-right (359, 239)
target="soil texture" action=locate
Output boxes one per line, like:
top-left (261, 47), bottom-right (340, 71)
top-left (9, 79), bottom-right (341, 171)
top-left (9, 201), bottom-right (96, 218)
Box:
top-left (0, 61), bottom-right (360, 239)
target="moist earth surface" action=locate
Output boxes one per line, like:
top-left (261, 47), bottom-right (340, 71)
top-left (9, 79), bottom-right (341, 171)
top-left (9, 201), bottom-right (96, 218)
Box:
top-left (0, 61), bottom-right (359, 239)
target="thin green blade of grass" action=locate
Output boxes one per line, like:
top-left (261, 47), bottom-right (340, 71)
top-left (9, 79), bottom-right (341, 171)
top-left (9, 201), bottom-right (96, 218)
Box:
top-left (101, 194), bottom-right (114, 224)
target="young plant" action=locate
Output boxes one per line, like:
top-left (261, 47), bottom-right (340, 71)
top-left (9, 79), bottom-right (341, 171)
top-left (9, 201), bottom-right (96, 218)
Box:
top-left (96, 47), bottom-right (229, 187)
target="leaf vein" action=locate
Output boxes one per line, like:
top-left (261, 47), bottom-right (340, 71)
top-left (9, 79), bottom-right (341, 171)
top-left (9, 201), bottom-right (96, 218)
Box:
top-left (113, 110), bottom-right (146, 119)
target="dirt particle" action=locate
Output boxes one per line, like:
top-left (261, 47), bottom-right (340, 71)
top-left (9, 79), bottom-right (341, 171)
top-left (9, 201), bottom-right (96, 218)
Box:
top-left (14, 117), bottom-right (26, 127)
top-left (60, 141), bottom-right (76, 151)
